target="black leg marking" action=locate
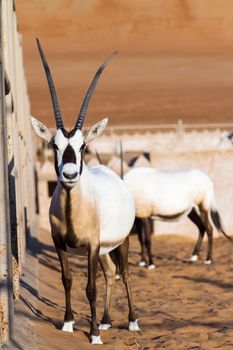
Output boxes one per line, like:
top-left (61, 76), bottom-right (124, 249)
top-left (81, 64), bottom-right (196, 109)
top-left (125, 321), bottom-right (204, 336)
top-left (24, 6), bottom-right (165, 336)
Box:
top-left (86, 245), bottom-right (100, 339)
top-left (135, 217), bottom-right (147, 266)
top-left (199, 208), bottom-right (213, 263)
top-left (143, 217), bottom-right (154, 268)
top-left (54, 242), bottom-right (74, 325)
top-left (188, 208), bottom-right (206, 260)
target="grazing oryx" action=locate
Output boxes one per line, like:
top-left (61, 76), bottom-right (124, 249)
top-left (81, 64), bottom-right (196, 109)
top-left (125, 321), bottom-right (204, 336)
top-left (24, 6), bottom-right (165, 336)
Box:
top-left (31, 39), bottom-right (140, 344)
top-left (124, 167), bottom-right (232, 267)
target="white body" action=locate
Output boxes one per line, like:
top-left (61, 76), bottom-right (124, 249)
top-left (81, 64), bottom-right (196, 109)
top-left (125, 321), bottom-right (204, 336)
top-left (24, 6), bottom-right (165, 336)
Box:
top-left (86, 165), bottom-right (135, 254)
top-left (124, 167), bottom-right (215, 219)
top-left (50, 164), bottom-right (135, 255)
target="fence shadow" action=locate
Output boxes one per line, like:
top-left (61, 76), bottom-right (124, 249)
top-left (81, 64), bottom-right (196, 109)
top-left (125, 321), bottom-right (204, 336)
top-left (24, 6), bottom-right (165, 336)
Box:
top-left (172, 275), bottom-right (233, 290)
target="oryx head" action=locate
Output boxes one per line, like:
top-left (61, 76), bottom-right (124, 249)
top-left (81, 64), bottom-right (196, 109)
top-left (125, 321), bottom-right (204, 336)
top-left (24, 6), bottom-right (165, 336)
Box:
top-left (31, 39), bottom-right (116, 189)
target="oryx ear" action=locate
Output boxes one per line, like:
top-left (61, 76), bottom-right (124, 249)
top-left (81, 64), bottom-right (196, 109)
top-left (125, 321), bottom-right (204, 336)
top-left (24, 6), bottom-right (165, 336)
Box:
top-left (31, 116), bottom-right (53, 143)
top-left (84, 118), bottom-right (108, 144)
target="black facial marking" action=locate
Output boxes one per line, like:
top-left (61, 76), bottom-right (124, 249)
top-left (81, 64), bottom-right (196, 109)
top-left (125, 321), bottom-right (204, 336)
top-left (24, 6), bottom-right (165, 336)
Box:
top-left (53, 153), bottom-right (59, 177)
top-left (51, 139), bottom-right (60, 176)
top-left (61, 128), bottom-right (77, 138)
top-left (54, 160), bottom-right (59, 176)
top-left (79, 143), bottom-right (86, 175)
top-left (52, 128), bottom-right (84, 179)
top-left (80, 142), bottom-right (86, 152)
top-left (63, 144), bottom-right (76, 165)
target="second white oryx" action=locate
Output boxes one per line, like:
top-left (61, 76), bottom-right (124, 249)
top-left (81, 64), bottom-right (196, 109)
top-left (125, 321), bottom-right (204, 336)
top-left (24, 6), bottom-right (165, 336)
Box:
top-left (31, 39), bottom-right (140, 344)
top-left (124, 167), bottom-right (232, 266)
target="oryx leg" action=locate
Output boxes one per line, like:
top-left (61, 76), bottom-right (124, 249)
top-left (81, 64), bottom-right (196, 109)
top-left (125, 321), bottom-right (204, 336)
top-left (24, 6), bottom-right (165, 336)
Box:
top-left (188, 208), bottom-right (206, 262)
top-left (135, 217), bottom-right (147, 267)
top-left (54, 239), bottom-right (75, 332)
top-left (199, 208), bottom-right (213, 264)
top-left (143, 217), bottom-right (155, 269)
top-left (86, 245), bottom-right (102, 344)
top-left (115, 237), bottom-right (140, 331)
top-left (98, 253), bottom-right (116, 330)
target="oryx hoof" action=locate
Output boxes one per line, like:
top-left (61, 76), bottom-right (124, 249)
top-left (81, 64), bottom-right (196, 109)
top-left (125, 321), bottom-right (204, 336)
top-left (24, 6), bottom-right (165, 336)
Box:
top-left (62, 320), bottom-right (75, 332)
top-left (204, 259), bottom-right (212, 265)
top-left (90, 335), bottom-right (103, 344)
top-left (147, 264), bottom-right (155, 270)
top-left (98, 323), bottom-right (112, 330)
top-left (129, 319), bottom-right (140, 331)
top-left (189, 255), bottom-right (198, 262)
top-left (138, 261), bottom-right (146, 267)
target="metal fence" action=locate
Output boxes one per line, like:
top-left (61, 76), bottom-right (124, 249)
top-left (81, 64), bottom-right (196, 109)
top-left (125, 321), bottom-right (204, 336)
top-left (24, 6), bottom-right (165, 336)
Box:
top-left (103, 120), bottom-right (233, 134)
top-left (0, 0), bottom-right (36, 344)
top-left (47, 120), bottom-right (233, 136)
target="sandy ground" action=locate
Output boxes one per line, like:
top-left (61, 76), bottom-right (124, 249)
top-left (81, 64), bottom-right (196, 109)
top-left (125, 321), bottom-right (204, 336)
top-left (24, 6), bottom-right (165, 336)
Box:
top-left (10, 227), bottom-right (233, 349)
top-left (7, 2), bottom-right (233, 349)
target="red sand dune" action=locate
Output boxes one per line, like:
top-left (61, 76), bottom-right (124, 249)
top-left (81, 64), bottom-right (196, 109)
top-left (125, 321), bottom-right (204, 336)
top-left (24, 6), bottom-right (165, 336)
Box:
top-left (16, 0), bottom-right (233, 128)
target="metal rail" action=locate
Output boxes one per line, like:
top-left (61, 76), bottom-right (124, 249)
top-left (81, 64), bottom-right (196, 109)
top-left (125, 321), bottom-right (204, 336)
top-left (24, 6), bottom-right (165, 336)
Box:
top-left (47, 121), bottom-right (233, 135)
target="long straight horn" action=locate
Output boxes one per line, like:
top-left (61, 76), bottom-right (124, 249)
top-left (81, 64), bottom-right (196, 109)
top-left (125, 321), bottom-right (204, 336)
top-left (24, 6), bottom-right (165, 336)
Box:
top-left (75, 51), bottom-right (117, 130)
top-left (36, 38), bottom-right (64, 129)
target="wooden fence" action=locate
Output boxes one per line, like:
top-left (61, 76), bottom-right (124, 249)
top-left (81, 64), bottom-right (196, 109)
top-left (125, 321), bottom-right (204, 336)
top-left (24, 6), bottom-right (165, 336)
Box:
top-left (0, 0), bottom-right (36, 344)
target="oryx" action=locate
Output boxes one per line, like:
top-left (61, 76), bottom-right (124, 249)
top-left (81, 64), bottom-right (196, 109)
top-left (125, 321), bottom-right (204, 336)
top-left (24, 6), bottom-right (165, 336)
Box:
top-left (31, 39), bottom-right (139, 344)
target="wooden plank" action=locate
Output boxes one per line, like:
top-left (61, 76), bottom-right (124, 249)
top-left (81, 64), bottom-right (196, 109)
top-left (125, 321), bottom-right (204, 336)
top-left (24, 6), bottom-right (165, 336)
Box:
top-left (0, 0), bottom-right (14, 342)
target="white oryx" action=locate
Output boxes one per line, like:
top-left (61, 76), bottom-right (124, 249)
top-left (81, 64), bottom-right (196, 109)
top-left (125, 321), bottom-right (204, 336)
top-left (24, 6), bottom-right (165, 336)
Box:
top-left (124, 167), bottom-right (232, 266)
top-left (31, 39), bottom-right (139, 345)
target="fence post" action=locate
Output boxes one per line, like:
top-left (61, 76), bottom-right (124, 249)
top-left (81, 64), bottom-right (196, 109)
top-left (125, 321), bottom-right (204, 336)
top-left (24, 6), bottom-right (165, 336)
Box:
top-left (2, 0), bottom-right (22, 300)
top-left (176, 118), bottom-right (183, 139)
top-left (0, 5), bottom-right (13, 342)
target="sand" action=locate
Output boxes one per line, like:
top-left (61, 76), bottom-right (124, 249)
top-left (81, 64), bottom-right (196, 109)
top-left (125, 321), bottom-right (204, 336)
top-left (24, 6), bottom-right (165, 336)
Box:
top-left (11, 227), bottom-right (233, 349)
top-left (15, 0), bottom-right (233, 128)
top-left (8, 2), bottom-right (233, 348)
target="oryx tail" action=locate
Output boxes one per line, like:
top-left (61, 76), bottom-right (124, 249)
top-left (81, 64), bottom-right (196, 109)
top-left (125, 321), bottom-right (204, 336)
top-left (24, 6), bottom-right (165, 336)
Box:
top-left (210, 208), bottom-right (232, 241)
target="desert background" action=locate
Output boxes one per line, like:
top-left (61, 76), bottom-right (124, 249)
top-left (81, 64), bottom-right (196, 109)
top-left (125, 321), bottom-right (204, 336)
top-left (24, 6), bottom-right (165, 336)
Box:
top-left (6, 1), bottom-right (233, 349)
top-left (16, 0), bottom-right (233, 127)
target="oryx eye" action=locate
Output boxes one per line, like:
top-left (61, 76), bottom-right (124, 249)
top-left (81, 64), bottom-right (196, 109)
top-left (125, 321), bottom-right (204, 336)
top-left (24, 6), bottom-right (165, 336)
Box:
top-left (80, 143), bottom-right (86, 153)
top-left (53, 143), bottom-right (59, 151)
